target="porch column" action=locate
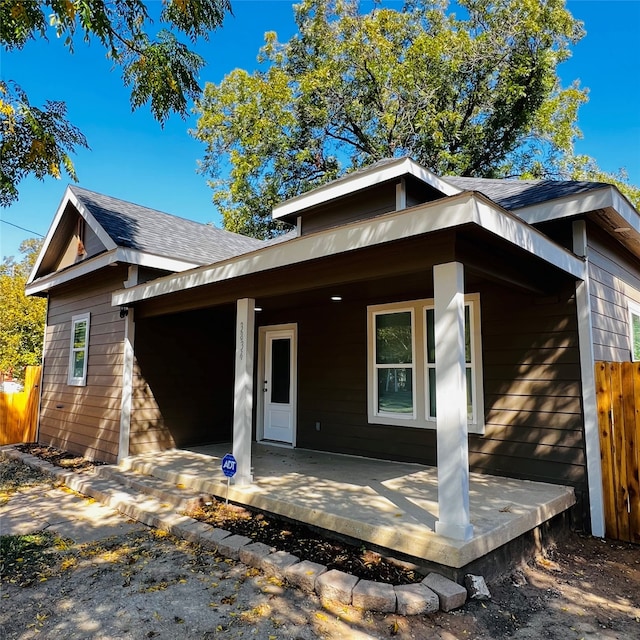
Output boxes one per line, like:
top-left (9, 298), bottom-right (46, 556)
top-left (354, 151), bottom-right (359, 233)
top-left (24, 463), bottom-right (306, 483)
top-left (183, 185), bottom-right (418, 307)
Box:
top-left (118, 266), bottom-right (138, 463)
top-left (572, 221), bottom-right (605, 537)
top-left (233, 298), bottom-right (255, 486)
top-left (433, 262), bottom-right (474, 541)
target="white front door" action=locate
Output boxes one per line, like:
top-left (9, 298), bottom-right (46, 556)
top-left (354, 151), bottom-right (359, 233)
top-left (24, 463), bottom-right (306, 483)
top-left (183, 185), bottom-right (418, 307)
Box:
top-left (262, 327), bottom-right (296, 444)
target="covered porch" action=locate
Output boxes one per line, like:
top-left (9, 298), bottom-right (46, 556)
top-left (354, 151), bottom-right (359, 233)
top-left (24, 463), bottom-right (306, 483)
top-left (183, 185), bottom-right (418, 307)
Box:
top-left (121, 443), bottom-right (576, 572)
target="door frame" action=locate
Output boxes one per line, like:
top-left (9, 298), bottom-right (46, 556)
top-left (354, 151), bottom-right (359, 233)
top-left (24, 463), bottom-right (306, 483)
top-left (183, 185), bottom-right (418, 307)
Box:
top-left (257, 323), bottom-right (298, 446)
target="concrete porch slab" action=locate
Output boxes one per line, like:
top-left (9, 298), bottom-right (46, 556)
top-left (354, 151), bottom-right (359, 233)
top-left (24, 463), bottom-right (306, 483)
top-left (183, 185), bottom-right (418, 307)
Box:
top-left (121, 443), bottom-right (575, 570)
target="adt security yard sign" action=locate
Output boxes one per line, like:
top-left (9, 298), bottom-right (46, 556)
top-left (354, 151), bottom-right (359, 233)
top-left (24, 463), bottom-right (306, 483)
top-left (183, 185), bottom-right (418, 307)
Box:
top-left (221, 453), bottom-right (237, 504)
top-left (221, 453), bottom-right (237, 477)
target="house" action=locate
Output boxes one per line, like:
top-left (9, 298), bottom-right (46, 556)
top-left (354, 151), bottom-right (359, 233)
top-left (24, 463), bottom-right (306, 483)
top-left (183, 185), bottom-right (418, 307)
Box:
top-left (26, 157), bottom-right (640, 542)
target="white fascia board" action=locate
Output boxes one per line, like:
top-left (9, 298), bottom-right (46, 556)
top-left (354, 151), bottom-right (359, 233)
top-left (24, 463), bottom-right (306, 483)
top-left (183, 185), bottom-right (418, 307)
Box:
top-left (272, 157), bottom-right (463, 219)
top-left (114, 193), bottom-right (585, 307)
top-left (26, 249), bottom-right (120, 296)
top-left (25, 247), bottom-right (200, 296)
top-left (27, 186), bottom-right (118, 285)
top-left (27, 185), bottom-right (73, 285)
top-left (471, 196), bottom-right (586, 279)
top-left (516, 185), bottom-right (640, 231)
top-left (114, 247), bottom-right (201, 273)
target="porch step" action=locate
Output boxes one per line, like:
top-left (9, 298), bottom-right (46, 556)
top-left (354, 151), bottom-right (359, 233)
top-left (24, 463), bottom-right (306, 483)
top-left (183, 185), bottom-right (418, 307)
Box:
top-left (60, 468), bottom-right (195, 531)
top-left (118, 452), bottom-right (229, 497)
top-left (94, 465), bottom-right (205, 511)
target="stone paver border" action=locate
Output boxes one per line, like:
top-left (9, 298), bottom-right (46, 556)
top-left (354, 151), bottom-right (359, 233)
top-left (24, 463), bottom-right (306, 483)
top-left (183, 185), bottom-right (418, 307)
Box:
top-left (1, 446), bottom-right (470, 615)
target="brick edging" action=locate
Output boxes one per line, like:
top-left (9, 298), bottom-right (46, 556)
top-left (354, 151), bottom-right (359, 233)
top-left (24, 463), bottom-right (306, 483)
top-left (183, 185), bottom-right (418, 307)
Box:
top-left (1, 446), bottom-right (468, 614)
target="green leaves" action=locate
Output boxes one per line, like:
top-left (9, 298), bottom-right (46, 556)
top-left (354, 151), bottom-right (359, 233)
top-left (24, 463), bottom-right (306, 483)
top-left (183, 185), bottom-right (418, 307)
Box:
top-left (193, 0), bottom-right (595, 238)
top-left (0, 81), bottom-right (89, 206)
top-left (1, 0), bottom-right (231, 203)
top-left (0, 239), bottom-right (46, 378)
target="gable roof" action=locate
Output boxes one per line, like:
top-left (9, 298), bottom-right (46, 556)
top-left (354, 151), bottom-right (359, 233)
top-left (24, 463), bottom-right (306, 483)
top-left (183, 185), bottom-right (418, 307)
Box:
top-left (26, 186), bottom-right (270, 295)
top-left (68, 186), bottom-right (264, 265)
top-left (272, 157), bottom-right (462, 219)
top-left (443, 176), bottom-right (609, 211)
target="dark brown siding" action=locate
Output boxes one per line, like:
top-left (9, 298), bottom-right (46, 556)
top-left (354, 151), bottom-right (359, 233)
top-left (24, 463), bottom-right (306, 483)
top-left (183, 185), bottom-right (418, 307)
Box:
top-left (260, 280), bottom-right (586, 507)
top-left (300, 183), bottom-right (396, 235)
top-left (129, 306), bottom-right (236, 453)
top-left (39, 267), bottom-right (128, 462)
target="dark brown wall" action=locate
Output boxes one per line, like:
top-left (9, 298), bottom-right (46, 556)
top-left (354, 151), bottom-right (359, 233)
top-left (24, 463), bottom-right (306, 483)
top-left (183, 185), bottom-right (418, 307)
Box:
top-left (259, 280), bottom-right (587, 517)
top-left (130, 306), bottom-right (236, 452)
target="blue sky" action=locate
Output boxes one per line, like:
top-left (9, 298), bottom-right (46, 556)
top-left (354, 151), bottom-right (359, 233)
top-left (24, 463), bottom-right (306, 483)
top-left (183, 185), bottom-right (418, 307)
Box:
top-left (1, 0), bottom-right (639, 262)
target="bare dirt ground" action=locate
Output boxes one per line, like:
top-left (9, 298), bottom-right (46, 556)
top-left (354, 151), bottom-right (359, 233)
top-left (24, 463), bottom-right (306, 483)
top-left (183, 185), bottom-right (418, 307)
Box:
top-left (1, 452), bottom-right (639, 639)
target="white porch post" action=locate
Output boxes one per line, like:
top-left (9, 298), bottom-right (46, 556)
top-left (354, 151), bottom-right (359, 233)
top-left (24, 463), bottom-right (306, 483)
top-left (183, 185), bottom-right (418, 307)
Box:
top-left (572, 221), bottom-right (605, 537)
top-left (233, 298), bottom-right (255, 486)
top-left (118, 266), bottom-right (138, 463)
top-left (434, 261), bottom-right (474, 541)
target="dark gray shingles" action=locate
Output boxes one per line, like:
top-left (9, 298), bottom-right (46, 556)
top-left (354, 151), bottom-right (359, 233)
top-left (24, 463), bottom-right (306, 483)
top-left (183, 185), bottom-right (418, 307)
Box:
top-left (70, 186), bottom-right (265, 265)
top-left (444, 176), bottom-right (608, 211)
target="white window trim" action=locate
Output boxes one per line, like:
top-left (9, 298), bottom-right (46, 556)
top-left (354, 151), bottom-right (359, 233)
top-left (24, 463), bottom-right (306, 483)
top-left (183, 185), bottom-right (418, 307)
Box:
top-left (370, 305), bottom-right (418, 421)
top-left (67, 312), bottom-right (90, 386)
top-left (367, 295), bottom-right (484, 434)
top-left (628, 301), bottom-right (640, 362)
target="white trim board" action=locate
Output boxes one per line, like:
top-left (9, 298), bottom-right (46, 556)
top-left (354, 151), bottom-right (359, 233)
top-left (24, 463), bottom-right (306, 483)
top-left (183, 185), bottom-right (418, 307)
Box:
top-left (517, 185), bottom-right (640, 231)
top-left (272, 157), bottom-right (463, 219)
top-left (114, 192), bottom-right (585, 308)
top-left (25, 247), bottom-right (202, 296)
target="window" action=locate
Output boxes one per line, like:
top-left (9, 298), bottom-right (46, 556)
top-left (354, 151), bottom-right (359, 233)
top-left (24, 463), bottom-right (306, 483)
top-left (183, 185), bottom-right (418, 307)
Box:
top-left (368, 295), bottom-right (484, 433)
top-left (629, 302), bottom-right (640, 362)
top-left (373, 309), bottom-right (415, 417)
top-left (68, 313), bottom-right (90, 386)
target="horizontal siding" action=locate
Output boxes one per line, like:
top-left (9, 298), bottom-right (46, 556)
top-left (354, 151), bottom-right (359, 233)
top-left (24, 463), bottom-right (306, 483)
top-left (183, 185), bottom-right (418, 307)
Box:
top-left (128, 307), bottom-right (237, 454)
top-left (588, 224), bottom-right (640, 362)
top-left (39, 267), bottom-right (129, 463)
top-left (256, 280), bottom-right (588, 504)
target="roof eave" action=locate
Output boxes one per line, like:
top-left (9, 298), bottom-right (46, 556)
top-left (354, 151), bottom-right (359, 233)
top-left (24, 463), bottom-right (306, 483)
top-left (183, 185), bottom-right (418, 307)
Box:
top-left (114, 192), bottom-right (585, 308)
top-left (515, 185), bottom-right (640, 258)
top-left (25, 247), bottom-right (202, 296)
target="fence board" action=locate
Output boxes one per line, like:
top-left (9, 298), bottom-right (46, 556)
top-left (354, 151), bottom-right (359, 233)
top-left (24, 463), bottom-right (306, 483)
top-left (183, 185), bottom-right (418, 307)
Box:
top-left (596, 361), bottom-right (640, 543)
top-left (628, 364), bottom-right (640, 542)
top-left (0, 366), bottom-right (41, 445)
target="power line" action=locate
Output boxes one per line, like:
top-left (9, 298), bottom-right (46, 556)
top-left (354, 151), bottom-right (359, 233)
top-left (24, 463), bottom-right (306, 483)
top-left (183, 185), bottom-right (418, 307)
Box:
top-left (0, 218), bottom-right (45, 237)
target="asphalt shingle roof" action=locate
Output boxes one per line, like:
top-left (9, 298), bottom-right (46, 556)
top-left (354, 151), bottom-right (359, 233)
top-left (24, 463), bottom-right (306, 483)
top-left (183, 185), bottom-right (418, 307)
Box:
top-left (444, 176), bottom-right (609, 211)
top-left (70, 186), bottom-right (266, 265)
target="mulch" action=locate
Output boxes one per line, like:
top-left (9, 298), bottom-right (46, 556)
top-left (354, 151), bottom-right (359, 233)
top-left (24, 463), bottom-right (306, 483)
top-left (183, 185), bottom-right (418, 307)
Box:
top-left (9, 443), bottom-right (423, 585)
top-left (188, 498), bottom-right (423, 584)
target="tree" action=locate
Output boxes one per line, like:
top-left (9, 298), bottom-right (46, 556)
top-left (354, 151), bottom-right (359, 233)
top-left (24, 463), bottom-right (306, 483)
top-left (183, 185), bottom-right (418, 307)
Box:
top-left (0, 238), bottom-right (46, 380)
top-left (1, 0), bottom-right (232, 205)
top-left (193, 0), bottom-right (636, 238)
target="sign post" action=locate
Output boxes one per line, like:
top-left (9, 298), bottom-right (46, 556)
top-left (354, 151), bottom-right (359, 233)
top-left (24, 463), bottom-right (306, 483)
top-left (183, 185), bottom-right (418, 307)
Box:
top-left (221, 453), bottom-right (237, 504)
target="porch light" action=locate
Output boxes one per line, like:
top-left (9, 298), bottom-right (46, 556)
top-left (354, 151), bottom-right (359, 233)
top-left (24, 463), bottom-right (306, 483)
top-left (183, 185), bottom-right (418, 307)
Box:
top-left (331, 295), bottom-right (342, 301)
top-left (119, 305), bottom-right (129, 318)
top-left (254, 307), bottom-right (263, 312)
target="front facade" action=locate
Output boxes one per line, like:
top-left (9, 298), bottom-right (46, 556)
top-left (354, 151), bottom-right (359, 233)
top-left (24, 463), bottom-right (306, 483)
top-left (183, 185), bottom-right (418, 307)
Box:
top-left (27, 158), bottom-right (640, 540)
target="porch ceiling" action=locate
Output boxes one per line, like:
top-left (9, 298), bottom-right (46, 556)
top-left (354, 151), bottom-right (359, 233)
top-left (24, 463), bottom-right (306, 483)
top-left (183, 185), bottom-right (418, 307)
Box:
top-left (125, 444), bottom-right (575, 569)
top-left (114, 192), bottom-right (585, 319)
top-left (130, 225), bottom-right (574, 320)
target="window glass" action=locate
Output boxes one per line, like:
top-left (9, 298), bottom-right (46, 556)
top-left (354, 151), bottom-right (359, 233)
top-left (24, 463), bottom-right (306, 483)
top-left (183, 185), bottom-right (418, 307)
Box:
top-left (632, 311), bottom-right (640, 362)
top-left (270, 338), bottom-right (291, 404)
top-left (73, 322), bottom-right (87, 349)
top-left (376, 312), bottom-right (412, 364)
top-left (68, 313), bottom-right (90, 386)
top-left (378, 368), bottom-right (413, 414)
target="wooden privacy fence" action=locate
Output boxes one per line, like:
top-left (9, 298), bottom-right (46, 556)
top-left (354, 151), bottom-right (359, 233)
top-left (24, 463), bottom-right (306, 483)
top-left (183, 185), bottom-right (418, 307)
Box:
top-left (596, 361), bottom-right (640, 543)
top-left (0, 366), bottom-right (41, 446)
